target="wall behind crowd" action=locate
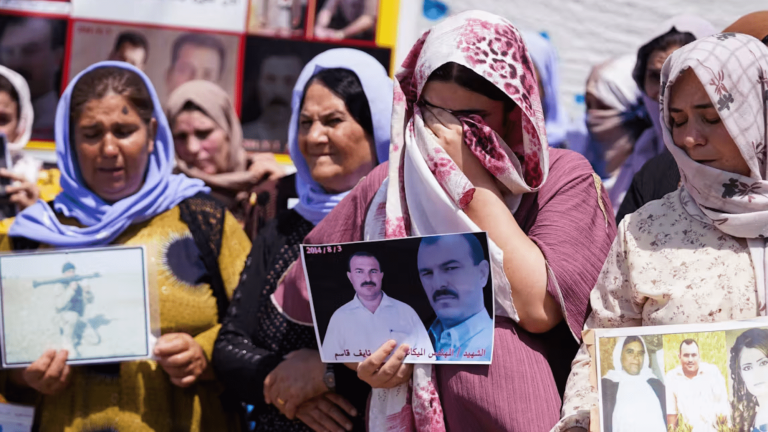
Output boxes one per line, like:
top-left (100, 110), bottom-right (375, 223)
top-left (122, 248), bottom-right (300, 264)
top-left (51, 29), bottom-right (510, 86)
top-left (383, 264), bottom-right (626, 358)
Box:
top-left (397, 0), bottom-right (764, 118)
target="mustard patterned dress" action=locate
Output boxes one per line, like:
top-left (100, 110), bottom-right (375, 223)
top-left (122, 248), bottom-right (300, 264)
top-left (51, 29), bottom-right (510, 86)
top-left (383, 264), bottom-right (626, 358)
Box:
top-left (0, 198), bottom-right (250, 432)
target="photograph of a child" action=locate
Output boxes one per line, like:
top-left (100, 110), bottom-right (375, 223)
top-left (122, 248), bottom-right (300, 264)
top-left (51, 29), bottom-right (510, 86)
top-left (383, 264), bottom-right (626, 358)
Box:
top-left (302, 232), bottom-right (494, 365)
top-left (0, 246), bottom-right (152, 366)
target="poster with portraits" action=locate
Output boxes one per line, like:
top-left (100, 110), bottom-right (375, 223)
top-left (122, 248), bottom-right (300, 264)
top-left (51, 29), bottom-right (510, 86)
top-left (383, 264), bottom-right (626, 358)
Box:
top-left (591, 318), bottom-right (768, 432)
top-left (301, 233), bottom-right (495, 365)
top-left (0, 0), bottom-right (395, 162)
top-left (0, 246), bottom-right (156, 367)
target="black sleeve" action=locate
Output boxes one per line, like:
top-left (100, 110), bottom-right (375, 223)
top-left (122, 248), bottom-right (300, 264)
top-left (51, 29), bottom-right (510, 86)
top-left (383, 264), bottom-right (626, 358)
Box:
top-left (616, 151), bottom-right (680, 224)
top-left (212, 223), bottom-right (284, 406)
top-left (615, 172), bottom-right (647, 224)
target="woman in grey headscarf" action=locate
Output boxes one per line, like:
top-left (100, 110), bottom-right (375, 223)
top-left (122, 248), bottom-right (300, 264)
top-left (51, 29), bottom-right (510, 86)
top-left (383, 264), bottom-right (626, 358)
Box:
top-left (609, 15), bottom-right (715, 208)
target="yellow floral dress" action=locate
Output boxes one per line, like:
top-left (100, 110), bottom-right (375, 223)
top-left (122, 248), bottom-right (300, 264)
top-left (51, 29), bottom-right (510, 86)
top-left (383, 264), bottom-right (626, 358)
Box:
top-left (0, 202), bottom-right (251, 432)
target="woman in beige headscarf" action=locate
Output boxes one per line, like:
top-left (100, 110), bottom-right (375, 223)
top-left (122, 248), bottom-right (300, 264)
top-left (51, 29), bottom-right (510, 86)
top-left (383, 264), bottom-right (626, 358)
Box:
top-left (167, 80), bottom-right (284, 237)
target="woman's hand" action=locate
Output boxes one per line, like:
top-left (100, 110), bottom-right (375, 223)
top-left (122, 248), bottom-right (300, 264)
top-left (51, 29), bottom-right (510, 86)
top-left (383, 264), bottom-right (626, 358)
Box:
top-left (297, 392), bottom-right (358, 432)
top-left (154, 333), bottom-right (211, 388)
top-left (13, 349), bottom-right (71, 396)
top-left (264, 348), bottom-right (327, 420)
top-left (0, 169), bottom-right (40, 210)
top-left (345, 340), bottom-right (413, 389)
top-left (421, 107), bottom-right (500, 196)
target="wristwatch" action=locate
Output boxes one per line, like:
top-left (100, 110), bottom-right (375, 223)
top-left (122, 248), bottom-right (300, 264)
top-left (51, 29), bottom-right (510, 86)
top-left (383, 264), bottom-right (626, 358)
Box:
top-left (323, 364), bottom-right (336, 390)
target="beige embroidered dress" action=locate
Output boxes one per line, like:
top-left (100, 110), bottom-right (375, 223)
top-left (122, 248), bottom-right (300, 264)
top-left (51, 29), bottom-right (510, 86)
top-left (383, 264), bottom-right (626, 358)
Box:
top-left (555, 189), bottom-right (760, 431)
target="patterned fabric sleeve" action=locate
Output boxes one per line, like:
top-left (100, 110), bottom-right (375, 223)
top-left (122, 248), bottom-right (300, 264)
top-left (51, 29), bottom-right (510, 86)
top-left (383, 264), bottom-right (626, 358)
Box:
top-left (554, 218), bottom-right (645, 431)
top-left (218, 211), bottom-right (252, 299)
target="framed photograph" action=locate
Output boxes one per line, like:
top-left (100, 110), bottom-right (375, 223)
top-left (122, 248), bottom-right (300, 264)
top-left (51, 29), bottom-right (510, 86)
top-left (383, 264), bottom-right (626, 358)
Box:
top-left (247, 0), bottom-right (308, 38)
top-left (592, 318), bottom-right (768, 432)
top-left (67, 21), bottom-right (241, 106)
top-left (240, 35), bottom-right (390, 153)
top-left (301, 232), bottom-right (495, 365)
top-left (312, 0), bottom-right (378, 42)
top-left (0, 246), bottom-right (155, 367)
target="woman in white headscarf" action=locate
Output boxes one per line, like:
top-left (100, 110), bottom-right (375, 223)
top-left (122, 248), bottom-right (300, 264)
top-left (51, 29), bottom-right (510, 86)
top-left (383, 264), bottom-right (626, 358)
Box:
top-left (601, 336), bottom-right (665, 432)
top-left (0, 65), bottom-right (44, 212)
top-left (556, 32), bottom-right (768, 432)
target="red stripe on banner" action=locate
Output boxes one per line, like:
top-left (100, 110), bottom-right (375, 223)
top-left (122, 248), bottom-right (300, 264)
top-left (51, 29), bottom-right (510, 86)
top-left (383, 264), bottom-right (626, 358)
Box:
top-left (60, 15), bottom-right (74, 94)
top-left (0, 7), bottom-right (68, 20)
top-left (234, 32), bottom-right (246, 115)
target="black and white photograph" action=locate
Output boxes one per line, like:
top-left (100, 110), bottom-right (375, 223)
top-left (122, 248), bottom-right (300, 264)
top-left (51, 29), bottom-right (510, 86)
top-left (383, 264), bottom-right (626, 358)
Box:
top-left (301, 232), bottom-right (495, 364)
top-left (0, 246), bottom-right (154, 367)
top-left (240, 36), bottom-right (390, 153)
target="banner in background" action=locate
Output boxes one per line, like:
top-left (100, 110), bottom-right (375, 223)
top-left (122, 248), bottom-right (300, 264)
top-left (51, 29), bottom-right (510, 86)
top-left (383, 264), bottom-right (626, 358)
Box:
top-left (0, 0), bottom-right (397, 158)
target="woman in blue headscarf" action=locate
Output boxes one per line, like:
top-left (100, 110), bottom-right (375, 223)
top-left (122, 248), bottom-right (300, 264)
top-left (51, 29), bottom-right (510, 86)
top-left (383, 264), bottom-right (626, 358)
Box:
top-left (1, 62), bottom-right (252, 430)
top-left (213, 48), bottom-right (392, 432)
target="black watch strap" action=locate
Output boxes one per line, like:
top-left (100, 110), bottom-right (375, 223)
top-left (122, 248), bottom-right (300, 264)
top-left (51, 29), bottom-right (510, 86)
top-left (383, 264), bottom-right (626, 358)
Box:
top-left (323, 364), bottom-right (336, 390)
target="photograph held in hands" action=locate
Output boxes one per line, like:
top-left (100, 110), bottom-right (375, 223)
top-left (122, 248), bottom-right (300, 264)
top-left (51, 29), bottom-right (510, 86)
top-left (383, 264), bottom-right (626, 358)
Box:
top-left (302, 232), bottom-right (495, 365)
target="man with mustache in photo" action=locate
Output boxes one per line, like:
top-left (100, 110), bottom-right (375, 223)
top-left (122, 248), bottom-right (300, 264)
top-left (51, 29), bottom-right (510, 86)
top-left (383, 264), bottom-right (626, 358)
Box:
top-left (665, 339), bottom-right (730, 431)
top-left (417, 234), bottom-right (493, 361)
top-left (322, 251), bottom-right (433, 361)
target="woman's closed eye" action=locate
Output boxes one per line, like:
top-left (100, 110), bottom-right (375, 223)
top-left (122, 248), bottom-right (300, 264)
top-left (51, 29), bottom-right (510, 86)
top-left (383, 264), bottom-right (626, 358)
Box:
top-left (113, 124), bottom-right (139, 139)
top-left (194, 128), bottom-right (214, 140)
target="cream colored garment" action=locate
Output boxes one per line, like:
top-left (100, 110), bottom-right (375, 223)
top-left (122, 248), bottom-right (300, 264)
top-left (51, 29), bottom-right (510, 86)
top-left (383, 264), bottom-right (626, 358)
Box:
top-left (553, 190), bottom-right (760, 431)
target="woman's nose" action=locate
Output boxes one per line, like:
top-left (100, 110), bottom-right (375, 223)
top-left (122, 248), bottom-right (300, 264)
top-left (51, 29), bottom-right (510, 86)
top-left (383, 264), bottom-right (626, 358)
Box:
top-left (306, 122), bottom-right (328, 145)
top-left (101, 134), bottom-right (120, 157)
top-left (677, 125), bottom-right (706, 150)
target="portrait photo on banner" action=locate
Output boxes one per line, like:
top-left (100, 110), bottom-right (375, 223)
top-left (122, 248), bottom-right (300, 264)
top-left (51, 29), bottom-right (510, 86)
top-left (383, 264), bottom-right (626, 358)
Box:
top-left (313, 0), bottom-right (379, 42)
top-left (594, 319), bottom-right (768, 432)
top-left (247, 0), bottom-right (309, 38)
top-left (0, 11), bottom-right (68, 141)
top-left (0, 246), bottom-right (155, 368)
top-left (240, 35), bottom-right (390, 154)
top-left (301, 232), bottom-right (495, 365)
top-left (67, 21), bottom-right (240, 106)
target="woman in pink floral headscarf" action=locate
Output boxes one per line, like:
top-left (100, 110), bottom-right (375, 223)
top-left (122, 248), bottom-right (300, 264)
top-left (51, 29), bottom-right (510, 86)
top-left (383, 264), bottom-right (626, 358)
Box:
top-left (265, 11), bottom-right (616, 431)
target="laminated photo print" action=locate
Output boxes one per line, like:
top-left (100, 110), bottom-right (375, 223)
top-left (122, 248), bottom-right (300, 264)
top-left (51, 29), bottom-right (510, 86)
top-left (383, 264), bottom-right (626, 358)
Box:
top-left (0, 245), bottom-right (157, 367)
top-left (592, 318), bottom-right (768, 432)
top-left (302, 232), bottom-right (495, 365)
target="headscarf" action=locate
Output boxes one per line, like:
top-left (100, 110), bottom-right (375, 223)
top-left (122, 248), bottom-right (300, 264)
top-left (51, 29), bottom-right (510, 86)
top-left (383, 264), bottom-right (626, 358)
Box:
top-left (287, 48), bottom-right (393, 225)
top-left (166, 79), bottom-right (245, 173)
top-left (603, 336), bottom-right (665, 432)
top-left (586, 55), bottom-right (649, 177)
top-left (367, 11), bottom-right (549, 432)
top-left (660, 33), bottom-right (768, 315)
top-left (612, 15), bottom-right (716, 207)
top-left (9, 61), bottom-right (208, 247)
top-left (523, 31), bottom-right (569, 148)
top-left (723, 11), bottom-right (768, 46)
top-left (0, 65), bottom-right (39, 183)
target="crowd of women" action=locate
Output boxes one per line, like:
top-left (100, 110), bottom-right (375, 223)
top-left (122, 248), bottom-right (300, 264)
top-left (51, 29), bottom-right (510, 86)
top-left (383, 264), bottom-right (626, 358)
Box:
top-left (0, 6), bottom-right (766, 432)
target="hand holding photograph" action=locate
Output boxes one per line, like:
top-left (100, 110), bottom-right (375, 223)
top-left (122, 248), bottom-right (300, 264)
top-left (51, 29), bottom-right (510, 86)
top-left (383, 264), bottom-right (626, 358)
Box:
top-left (0, 246), bottom-right (155, 367)
top-left (301, 232), bottom-right (495, 365)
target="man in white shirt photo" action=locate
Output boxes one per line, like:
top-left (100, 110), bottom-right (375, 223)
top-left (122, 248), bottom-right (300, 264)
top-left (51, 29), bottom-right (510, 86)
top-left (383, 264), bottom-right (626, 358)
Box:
top-left (665, 339), bottom-right (730, 431)
top-left (322, 251), bottom-right (434, 362)
top-left (417, 234), bottom-right (493, 362)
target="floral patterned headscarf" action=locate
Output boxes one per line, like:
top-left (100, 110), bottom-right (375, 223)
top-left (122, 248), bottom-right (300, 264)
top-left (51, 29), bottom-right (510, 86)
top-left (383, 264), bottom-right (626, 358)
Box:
top-left (660, 33), bottom-right (768, 312)
top-left (366, 10), bottom-right (550, 432)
